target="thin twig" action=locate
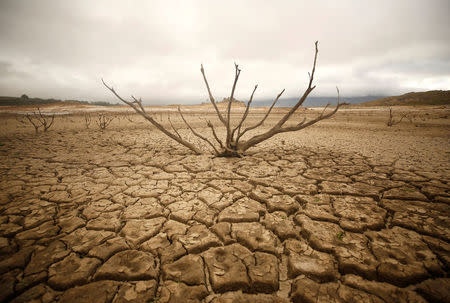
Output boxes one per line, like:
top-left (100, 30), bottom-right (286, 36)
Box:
top-left (225, 63), bottom-right (241, 147)
top-left (206, 120), bottom-right (224, 149)
top-left (231, 84), bottom-right (258, 141)
top-left (200, 65), bottom-right (226, 126)
top-left (168, 116), bottom-right (182, 138)
top-left (236, 88), bottom-right (284, 142)
top-left (102, 79), bottom-right (202, 154)
top-left (178, 107), bottom-right (219, 154)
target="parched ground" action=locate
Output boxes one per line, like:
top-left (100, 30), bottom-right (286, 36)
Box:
top-left (0, 106), bottom-right (449, 302)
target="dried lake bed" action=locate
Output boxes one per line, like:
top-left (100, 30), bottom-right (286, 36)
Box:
top-left (0, 105), bottom-right (449, 302)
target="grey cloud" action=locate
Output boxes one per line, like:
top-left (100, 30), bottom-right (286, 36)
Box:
top-left (0, 0), bottom-right (448, 103)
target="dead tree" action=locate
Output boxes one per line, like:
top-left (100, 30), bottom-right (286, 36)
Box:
top-left (25, 108), bottom-right (55, 133)
top-left (386, 107), bottom-right (407, 127)
top-left (84, 113), bottom-right (92, 129)
top-left (96, 113), bottom-right (114, 130)
top-left (103, 41), bottom-right (347, 157)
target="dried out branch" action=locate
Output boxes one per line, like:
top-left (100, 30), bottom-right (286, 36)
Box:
top-left (103, 41), bottom-right (346, 157)
top-left (178, 107), bottom-right (219, 154)
top-left (225, 63), bottom-right (241, 147)
top-left (84, 113), bottom-right (92, 129)
top-left (236, 88), bottom-right (285, 144)
top-left (206, 120), bottom-right (224, 149)
top-left (239, 84), bottom-right (346, 151)
top-left (168, 116), bottom-right (182, 138)
top-left (200, 65), bottom-right (226, 126)
top-left (96, 113), bottom-right (114, 130)
top-left (25, 114), bottom-right (40, 133)
top-left (24, 107), bottom-right (55, 133)
top-left (387, 107), bottom-right (408, 126)
top-left (231, 84), bottom-right (258, 142)
top-left (102, 79), bottom-right (202, 154)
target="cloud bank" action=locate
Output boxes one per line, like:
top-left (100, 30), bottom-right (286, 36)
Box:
top-left (0, 0), bottom-right (448, 104)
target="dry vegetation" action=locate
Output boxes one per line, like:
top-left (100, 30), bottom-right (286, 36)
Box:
top-left (103, 42), bottom-right (347, 157)
top-left (0, 103), bottom-right (449, 302)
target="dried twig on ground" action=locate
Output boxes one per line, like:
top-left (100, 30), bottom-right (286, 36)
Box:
top-left (24, 107), bottom-right (55, 133)
top-left (96, 113), bottom-right (114, 131)
top-left (387, 108), bottom-right (408, 127)
top-left (84, 114), bottom-right (92, 129)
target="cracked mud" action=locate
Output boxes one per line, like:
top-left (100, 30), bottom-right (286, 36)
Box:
top-left (0, 109), bottom-right (449, 302)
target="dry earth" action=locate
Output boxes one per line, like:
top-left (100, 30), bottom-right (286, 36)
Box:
top-left (0, 105), bottom-right (449, 302)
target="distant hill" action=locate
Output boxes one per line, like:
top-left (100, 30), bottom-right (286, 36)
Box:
top-left (0, 95), bottom-right (117, 107)
top-left (202, 97), bottom-right (246, 107)
top-left (252, 95), bottom-right (386, 107)
top-left (359, 90), bottom-right (450, 106)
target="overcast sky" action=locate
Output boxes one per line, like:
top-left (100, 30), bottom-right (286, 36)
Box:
top-left (0, 0), bottom-right (449, 104)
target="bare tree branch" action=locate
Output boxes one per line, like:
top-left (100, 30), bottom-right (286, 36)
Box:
top-left (206, 120), bottom-right (224, 149)
top-left (240, 86), bottom-right (346, 151)
top-left (200, 64), bottom-right (226, 126)
top-left (177, 107), bottom-right (219, 154)
top-left (24, 107), bottom-right (55, 133)
top-left (236, 88), bottom-right (285, 143)
top-left (225, 63), bottom-right (241, 147)
top-left (84, 114), bottom-right (92, 129)
top-left (25, 114), bottom-right (40, 133)
top-left (387, 107), bottom-right (408, 126)
top-left (103, 41), bottom-right (345, 157)
top-left (168, 116), bottom-right (182, 138)
top-left (96, 113), bottom-right (114, 130)
top-left (231, 84), bottom-right (258, 141)
top-left (102, 79), bottom-right (203, 154)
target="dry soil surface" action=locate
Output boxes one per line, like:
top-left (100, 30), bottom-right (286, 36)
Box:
top-left (0, 106), bottom-right (449, 302)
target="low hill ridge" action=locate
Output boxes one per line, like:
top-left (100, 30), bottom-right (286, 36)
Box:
top-left (359, 90), bottom-right (450, 106)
